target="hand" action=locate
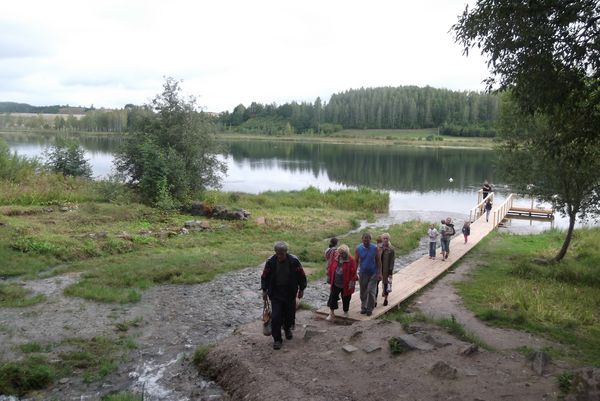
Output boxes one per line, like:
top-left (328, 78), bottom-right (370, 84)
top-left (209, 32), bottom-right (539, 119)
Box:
top-left (262, 290), bottom-right (267, 301)
top-left (297, 289), bottom-right (304, 299)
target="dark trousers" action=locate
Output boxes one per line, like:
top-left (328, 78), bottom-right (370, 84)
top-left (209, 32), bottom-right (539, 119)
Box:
top-left (270, 296), bottom-right (295, 342)
top-left (327, 285), bottom-right (351, 312)
top-left (429, 241), bottom-right (436, 257)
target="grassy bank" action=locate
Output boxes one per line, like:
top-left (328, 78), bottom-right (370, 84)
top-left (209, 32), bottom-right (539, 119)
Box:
top-left (218, 128), bottom-right (496, 149)
top-left (0, 174), bottom-right (434, 304)
top-left (456, 229), bottom-right (600, 366)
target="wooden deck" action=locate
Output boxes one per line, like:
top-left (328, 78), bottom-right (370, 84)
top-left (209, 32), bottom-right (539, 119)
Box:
top-left (315, 194), bottom-right (513, 321)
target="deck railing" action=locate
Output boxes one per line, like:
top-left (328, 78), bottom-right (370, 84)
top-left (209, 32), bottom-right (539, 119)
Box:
top-left (469, 190), bottom-right (495, 222)
top-left (492, 194), bottom-right (513, 227)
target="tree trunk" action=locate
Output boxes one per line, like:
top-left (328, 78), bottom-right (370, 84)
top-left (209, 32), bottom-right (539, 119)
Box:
top-left (554, 212), bottom-right (576, 262)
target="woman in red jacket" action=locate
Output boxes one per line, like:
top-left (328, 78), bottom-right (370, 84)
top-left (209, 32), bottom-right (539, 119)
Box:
top-left (326, 244), bottom-right (358, 321)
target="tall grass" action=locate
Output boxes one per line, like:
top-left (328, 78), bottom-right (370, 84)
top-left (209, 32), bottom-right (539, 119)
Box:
top-left (0, 139), bottom-right (39, 182)
top-left (457, 228), bottom-right (600, 366)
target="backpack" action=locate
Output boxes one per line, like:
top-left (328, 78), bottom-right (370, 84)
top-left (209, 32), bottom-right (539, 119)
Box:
top-left (447, 224), bottom-right (455, 236)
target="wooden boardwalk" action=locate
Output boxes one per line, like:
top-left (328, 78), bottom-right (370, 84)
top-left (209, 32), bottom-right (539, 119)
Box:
top-left (315, 193), bottom-right (513, 321)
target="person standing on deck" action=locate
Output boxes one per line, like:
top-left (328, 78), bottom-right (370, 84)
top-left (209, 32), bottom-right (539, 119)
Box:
top-left (379, 233), bottom-right (395, 307)
top-left (485, 199), bottom-right (493, 222)
top-left (355, 233), bottom-right (382, 316)
top-left (261, 241), bottom-right (307, 350)
top-left (482, 180), bottom-right (493, 201)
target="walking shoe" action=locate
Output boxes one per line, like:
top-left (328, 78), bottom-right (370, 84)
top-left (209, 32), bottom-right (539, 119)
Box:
top-left (383, 299), bottom-right (388, 306)
top-left (284, 329), bottom-right (293, 340)
top-left (360, 309), bottom-right (367, 315)
top-left (343, 311), bottom-right (349, 318)
top-left (366, 311), bottom-right (372, 316)
top-left (325, 313), bottom-right (334, 322)
top-left (273, 340), bottom-right (282, 350)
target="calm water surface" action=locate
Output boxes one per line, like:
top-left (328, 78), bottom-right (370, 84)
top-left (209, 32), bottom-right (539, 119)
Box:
top-left (5, 134), bottom-right (567, 230)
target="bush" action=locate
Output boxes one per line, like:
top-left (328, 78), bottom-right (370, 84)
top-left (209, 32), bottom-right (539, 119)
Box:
top-left (115, 78), bottom-right (226, 207)
top-left (43, 137), bottom-right (92, 178)
top-left (439, 123), bottom-right (497, 137)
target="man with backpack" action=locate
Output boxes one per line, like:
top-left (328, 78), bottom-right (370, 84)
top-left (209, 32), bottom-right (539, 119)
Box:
top-left (440, 217), bottom-right (455, 261)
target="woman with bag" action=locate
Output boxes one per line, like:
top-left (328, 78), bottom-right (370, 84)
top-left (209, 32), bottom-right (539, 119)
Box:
top-left (325, 244), bottom-right (357, 321)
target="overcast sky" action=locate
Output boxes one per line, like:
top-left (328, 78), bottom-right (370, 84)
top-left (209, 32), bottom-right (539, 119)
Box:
top-left (0, 0), bottom-right (489, 112)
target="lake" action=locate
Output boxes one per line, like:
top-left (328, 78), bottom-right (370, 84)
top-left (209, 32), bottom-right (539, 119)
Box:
top-left (3, 133), bottom-right (565, 230)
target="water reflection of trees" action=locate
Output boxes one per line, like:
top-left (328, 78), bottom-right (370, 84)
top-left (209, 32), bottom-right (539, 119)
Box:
top-left (224, 141), bottom-right (496, 192)
top-left (0, 132), bottom-right (124, 154)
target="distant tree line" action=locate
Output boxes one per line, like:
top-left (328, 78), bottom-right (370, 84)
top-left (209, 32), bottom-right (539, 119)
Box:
top-left (219, 86), bottom-right (500, 135)
top-left (1, 86), bottom-right (501, 136)
top-left (0, 102), bottom-right (91, 114)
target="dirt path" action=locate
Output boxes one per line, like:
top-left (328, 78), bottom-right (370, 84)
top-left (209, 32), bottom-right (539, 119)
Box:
top-left (409, 255), bottom-right (555, 351)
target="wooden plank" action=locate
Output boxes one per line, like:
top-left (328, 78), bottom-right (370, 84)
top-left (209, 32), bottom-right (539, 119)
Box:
top-left (316, 196), bottom-right (513, 321)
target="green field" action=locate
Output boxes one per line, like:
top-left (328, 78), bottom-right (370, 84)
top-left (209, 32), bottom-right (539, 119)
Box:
top-left (218, 128), bottom-right (496, 148)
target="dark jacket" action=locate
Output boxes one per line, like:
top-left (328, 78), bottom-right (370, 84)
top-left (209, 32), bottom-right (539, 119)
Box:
top-left (462, 225), bottom-right (470, 236)
top-left (261, 253), bottom-right (307, 298)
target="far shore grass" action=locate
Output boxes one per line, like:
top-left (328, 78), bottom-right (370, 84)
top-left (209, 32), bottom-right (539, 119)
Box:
top-left (0, 128), bottom-right (496, 149)
top-left (217, 128), bottom-right (497, 149)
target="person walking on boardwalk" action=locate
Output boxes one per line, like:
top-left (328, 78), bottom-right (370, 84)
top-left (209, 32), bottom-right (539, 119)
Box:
top-left (261, 241), bottom-right (307, 350)
top-left (355, 233), bottom-right (382, 316)
top-left (428, 224), bottom-right (439, 259)
top-left (324, 237), bottom-right (338, 281)
top-left (440, 218), bottom-right (455, 261)
top-left (485, 198), bottom-right (493, 222)
top-left (482, 180), bottom-right (492, 201)
top-left (326, 244), bottom-right (357, 321)
top-left (379, 233), bottom-right (395, 307)
top-left (462, 221), bottom-right (471, 243)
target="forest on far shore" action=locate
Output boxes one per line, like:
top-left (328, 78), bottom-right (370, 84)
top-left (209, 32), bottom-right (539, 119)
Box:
top-left (1, 85), bottom-right (500, 137)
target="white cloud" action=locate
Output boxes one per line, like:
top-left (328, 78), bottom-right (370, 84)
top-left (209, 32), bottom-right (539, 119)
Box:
top-left (0, 0), bottom-right (488, 111)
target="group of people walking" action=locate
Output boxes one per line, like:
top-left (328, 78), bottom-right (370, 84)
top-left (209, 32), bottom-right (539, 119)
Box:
top-left (261, 181), bottom-right (494, 350)
top-left (323, 232), bottom-right (395, 322)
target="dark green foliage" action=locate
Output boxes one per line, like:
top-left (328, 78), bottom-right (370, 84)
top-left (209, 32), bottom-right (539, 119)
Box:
top-left (388, 337), bottom-right (408, 355)
top-left (0, 356), bottom-right (54, 396)
top-left (44, 137), bottom-right (92, 178)
top-left (439, 123), bottom-right (496, 137)
top-left (454, 0), bottom-right (600, 260)
top-left (115, 77), bottom-right (226, 207)
top-left (557, 371), bottom-right (575, 394)
top-left (219, 86), bottom-right (499, 134)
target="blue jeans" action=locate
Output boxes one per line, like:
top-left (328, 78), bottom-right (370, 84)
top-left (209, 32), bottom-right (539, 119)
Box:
top-left (440, 237), bottom-right (450, 253)
top-left (429, 241), bottom-right (436, 257)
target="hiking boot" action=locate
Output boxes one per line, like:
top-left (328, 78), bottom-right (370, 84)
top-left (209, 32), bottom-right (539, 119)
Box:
top-left (284, 329), bottom-right (293, 340)
top-left (273, 340), bottom-right (282, 350)
top-left (383, 299), bottom-right (388, 306)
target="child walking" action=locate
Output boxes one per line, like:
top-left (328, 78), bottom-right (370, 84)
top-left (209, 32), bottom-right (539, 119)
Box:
top-left (427, 224), bottom-right (438, 259)
top-left (462, 221), bottom-right (470, 243)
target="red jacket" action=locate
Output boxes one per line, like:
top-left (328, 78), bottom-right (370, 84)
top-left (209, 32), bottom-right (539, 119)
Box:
top-left (327, 254), bottom-right (358, 296)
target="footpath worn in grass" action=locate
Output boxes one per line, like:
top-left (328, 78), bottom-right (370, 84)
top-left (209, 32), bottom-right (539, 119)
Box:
top-left (456, 228), bottom-right (600, 366)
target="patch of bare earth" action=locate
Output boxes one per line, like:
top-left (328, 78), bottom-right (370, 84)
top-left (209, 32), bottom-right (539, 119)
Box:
top-left (202, 311), bottom-right (562, 401)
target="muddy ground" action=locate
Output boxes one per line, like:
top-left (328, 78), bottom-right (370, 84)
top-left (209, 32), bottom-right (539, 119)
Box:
top-left (0, 216), bottom-right (583, 400)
